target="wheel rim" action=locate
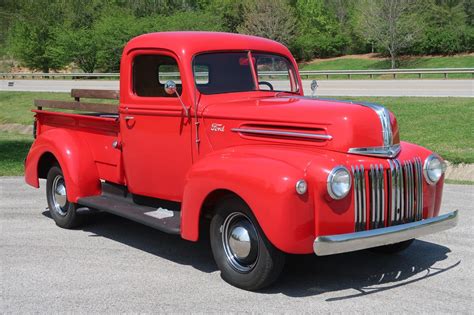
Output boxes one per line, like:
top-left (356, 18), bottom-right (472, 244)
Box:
top-left (222, 212), bottom-right (259, 273)
top-left (51, 175), bottom-right (68, 216)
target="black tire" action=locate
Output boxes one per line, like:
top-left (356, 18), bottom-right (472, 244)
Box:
top-left (369, 239), bottom-right (414, 254)
top-left (210, 197), bottom-right (285, 290)
top-left (46, 165), bottom-right (81, 229)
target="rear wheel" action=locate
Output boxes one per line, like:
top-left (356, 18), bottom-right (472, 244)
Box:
top-left (370, 239), bottom-right (414, 254)
top-left (210, 197), bottom-right (285, 290)
top-left (46, 165), bottom-right (81, 229)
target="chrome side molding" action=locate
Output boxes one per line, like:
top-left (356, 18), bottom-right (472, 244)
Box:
top-left (348, 144), bottom-right (401, 158)
top-left (231, 127), bottom-right (333, 141)
top-left (314, 210), bottom-right (458, 256)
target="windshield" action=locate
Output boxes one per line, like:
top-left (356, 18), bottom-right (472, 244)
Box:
top-left (193, 51), bottom-right (299, 95)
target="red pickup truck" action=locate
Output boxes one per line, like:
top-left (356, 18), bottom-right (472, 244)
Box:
top-left (25, 32), bottom-right (457, 290)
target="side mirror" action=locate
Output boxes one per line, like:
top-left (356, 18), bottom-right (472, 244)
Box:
top-left (164, 80), bottom-right (177, 95)
top-left (164, 80), bottom-right (189, 118)
top-left (310, 80), bottom-right (318, 98)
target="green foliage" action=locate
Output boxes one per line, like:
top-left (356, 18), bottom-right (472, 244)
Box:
top-left (6, 0), bottom-right (69, 72)
top-left (411, 0), bottom-right (473, 55)
top-left (291, 0), bottom-right (353, 60)
top-left (94, 9), bottom-right (141, 72)
top-left (2, 0), bottom-right (474, 72)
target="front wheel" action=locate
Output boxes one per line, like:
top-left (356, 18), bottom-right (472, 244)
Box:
top-left (46, 165), bottom-right (81, 229)
top-left (210, 197), bottom-right (285, 290)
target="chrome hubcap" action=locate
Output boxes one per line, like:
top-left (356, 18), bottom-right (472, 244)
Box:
top-left (222, 212), bottom-right (259, 273)
top-left (51, 175), bottom-right (67, 216)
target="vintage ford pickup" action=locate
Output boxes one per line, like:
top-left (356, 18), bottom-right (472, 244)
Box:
top-left (25, 32), bottom-right (457, 290)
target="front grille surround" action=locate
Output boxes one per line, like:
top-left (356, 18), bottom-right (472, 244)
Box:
top-left (352, 157), bottom-right (424, 231)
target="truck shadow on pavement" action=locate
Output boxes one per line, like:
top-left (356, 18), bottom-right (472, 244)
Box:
top-left (42, 210), bottom-right (460, 298)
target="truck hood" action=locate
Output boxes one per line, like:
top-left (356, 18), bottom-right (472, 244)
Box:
top-left (201, 96), bottom-right (400, 156)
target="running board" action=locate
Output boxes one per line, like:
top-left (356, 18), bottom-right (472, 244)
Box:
top-left (78, 183), bottom-right (180, 235)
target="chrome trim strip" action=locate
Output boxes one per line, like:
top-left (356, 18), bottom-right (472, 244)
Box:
top-left (358, 102), bottom-right (393, 147)
top-left (314, 210), bottom-right (458, 256)
top-left (231, 128), bottom-right (332, 140)
top-left (352, 165), bottom-right (367, 232)
top-left (415, 157), bottom-right (423, 221)
top-left (380, 164), bottom-right (385, 227)
top-left (388, 159), bottom-right (396, 224)
top-left (361, 166), bottom-right (367, 227)
top-left (348, 144), bottom-right (401, 158)
top-left (347, 101), bottom-right (397, 158)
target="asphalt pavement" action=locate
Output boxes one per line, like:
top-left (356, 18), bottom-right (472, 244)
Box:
top-left (1, 79), bottom-right (473, 97)
top-left (1, 177), bottom-right (473, 313)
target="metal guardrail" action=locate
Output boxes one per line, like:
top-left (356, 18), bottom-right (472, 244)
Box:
top-left (1, 68), bottom-right (473, 80)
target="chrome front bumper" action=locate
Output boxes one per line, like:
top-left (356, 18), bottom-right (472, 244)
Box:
top-left (314, 210), bottom-right (458, 256)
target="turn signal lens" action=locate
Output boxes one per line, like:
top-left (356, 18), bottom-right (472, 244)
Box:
top-left (295, 179), bottom-right (308, 195)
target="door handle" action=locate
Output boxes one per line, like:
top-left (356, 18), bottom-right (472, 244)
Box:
top-left (124, 116), bottom-right (134, 121)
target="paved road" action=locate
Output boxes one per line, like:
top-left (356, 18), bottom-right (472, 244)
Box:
top-left (1, 177), bottom-right (472, 313)
top-left (1, 79), bottom-right (473, 97)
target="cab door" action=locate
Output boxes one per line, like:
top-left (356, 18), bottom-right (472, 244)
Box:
top-left (120, 51), bottom-right (192, 202)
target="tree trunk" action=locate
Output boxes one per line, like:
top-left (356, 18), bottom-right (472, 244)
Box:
top-left (390, 53), bottom-right (396, 69)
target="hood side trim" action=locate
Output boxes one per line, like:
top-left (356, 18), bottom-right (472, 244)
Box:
top-left (231, 127), bottom-right (333, 141)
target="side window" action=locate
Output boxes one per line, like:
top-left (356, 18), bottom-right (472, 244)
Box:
top-left (133, 54), bottom-right (182, 97)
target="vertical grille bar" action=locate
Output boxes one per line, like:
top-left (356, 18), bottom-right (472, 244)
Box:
top-left (352, 165), bottom-right (367, 231)
top-left (394, 159), bottom-right (401, 223)
top-left (379, 164), bottom-right (385, 227)
top-left (404, 161), bottom-right (411, 221)
top-left (396, 159), bottom-right (405, 222)
top-left (352, 166), bottom-right (359, 230)
top-left (360, 165), bottom-right (367, 228)
top-left (414, 158), bottom-right (423, 221)
top-left (369, 164), bottom-right (385, 229)
top-left (408, 161), bottom-right (415, 221)
top-left (388, 160), bottom-right (396, 225)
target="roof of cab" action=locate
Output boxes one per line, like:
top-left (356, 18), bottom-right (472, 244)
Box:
top-left (123, 31), bottom-right (292, 58)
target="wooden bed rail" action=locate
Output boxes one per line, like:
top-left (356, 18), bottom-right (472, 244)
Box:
top-left (71, 89), bottom-right (119, 101)
top-left (34, 89), bottom-right (119, 114)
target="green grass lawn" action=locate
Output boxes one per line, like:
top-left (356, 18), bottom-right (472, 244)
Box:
top-left (0, 92), bottom-right (472, 176)
top-left (300, 54), bottom-right (474, 79)
top-left (0, 131), bottom-right (33, 176)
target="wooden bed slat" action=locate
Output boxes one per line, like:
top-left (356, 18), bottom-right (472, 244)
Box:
top-left (71, 89), bottom-right (120, 100)
top-left (34, 99), bottom-right (118, 114)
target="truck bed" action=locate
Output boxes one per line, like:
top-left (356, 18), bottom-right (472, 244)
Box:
top-left (33, 89), bottom-right (123, 184)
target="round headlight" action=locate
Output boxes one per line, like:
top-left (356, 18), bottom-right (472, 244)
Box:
top-left (327, 166), bottom-right (351, 200)
top-left (424, 154), bottom-right (446, 185)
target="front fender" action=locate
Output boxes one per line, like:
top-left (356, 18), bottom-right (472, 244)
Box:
top-left (24, 129), bottom-right (100, 202)
top-left (181, 150), bottom-right (315, 254)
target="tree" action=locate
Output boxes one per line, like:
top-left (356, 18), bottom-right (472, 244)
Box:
top-left (93, 9), bottom-right (141, 72)
top-left (237, 0), bottom-right (297, 46)
top-left (6, 0), bottom-right (68, 72)
top-left (413, 0), bottom-right (472, 55)
top-left (357, 0), bottom-right (420, 68)
top-left (291, 0), bottom-right (350, 60)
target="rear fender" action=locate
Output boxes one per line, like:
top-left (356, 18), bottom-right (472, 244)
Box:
top-left (181, 151), bottom-right (315, 254)
top-left (24, 129), bottom-right (101, 202)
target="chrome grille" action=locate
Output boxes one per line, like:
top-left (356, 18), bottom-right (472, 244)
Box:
top-left (352, 158), bottom-right (423, 231)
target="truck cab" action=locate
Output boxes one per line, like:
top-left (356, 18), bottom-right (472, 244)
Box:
top-left (24, 32), bottom-right (457, 290)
